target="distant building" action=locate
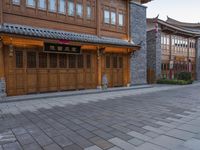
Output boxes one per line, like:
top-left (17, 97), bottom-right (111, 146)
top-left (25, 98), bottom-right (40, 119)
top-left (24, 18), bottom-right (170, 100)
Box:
top-left (147, 17), bottom-right (200, 83)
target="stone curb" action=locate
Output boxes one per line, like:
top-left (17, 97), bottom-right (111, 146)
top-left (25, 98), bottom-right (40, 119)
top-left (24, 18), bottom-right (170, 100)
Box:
top-left (0, 85), bottom-right (153, 104)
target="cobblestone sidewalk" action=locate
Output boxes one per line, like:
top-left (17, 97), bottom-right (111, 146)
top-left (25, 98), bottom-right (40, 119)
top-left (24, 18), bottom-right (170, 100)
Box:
top-left (0, 83), bottom-right (200, 150)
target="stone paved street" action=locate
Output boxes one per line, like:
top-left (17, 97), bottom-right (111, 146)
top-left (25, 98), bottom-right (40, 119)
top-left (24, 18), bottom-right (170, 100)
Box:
top-left (1, 83), bottom-right (200, 150)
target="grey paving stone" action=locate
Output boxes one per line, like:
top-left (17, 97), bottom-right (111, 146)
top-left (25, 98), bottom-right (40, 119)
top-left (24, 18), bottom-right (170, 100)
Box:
top-left (3, 142), bottom-right (23, 150)
top-left (127, 131), bottom-right (152, 141)
top-left (177, 124), bottom-right (200, 133)
top-left (76, 129), bottom-right (96, 139)
top-left (33, 134), bottom-right (53, 146)
top-left (89, 136), bottom-right (114, 150)
top-left (109, 137), bottom-right (136, 150)
top-left (183, 138), bottom-right (200, 150)
top-left (128, 138), bottom-right (145, 146)
top-left (110, 130), bottom-right (133, 141)
top-left (53, 135), bottom-right (73, 147)
top-left (43, 143), bottom-right (62, 150)
top-left (107, 146), bottom-right (122, 150)
top-left (16, 133), bottom-right (35, 145)
top-left (84, 145), bottom-right (102, 150)
top-left (92, 130), bottom-right (114, 140)
top-left (150, 135), bottom-right (184, 149)
top-left (63, 144), bottom-right (83, 150)
top-left (0, 130), bottom-right (16, 145)
top-left (136, 142), bottom-right (168, 150)
top-left (12, 127), bottom-right (27, 136)
top-left (143, 126), bottom-right (165, 134)
top-left (165, 129), bottom-right (195, 140)
top-left (22, 142), bottom-right (43, 150)
top-left (144, 131), bottom-right (160, 138)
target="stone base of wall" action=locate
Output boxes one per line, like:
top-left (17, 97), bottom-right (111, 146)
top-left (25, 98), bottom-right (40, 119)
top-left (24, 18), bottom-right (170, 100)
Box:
top-left (0, 77), bottom-right (6, 100)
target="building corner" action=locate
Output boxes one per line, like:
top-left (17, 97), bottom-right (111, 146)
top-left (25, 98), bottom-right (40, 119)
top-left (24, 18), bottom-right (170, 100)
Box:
top-left (129, 2), bottom-right (147, 85)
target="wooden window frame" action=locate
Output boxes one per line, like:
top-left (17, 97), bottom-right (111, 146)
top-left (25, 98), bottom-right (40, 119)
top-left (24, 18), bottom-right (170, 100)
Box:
top-left (27, 52), bottom-right (37, 68)
top-left (58, 0), bottom-right (66, 14)
top-left (38, 0), bottom-right (47, 10)
top-left (15, 50), bottom-right (24, 68)
top-left (26, 0), bottom-right (36, 8)
top-left (48, 0), bottom-right (57, 12)
top-left (12, 0), bottom-right (20, 5)
top-left (39, 53), bottom-right (48, 68)
top-left (49, 53), bottom-right (58, 68)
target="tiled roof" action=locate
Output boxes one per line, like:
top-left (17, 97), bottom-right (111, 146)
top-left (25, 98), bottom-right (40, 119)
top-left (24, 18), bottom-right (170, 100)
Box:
top-left (0, 23), bottom-right (137, 48)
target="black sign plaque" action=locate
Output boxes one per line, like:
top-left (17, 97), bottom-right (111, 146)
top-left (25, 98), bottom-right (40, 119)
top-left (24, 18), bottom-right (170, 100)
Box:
top-left (44, 43), bottom-right (81, 54)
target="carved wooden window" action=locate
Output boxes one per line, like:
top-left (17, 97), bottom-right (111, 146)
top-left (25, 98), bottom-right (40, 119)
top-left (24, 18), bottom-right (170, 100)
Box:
top-left (119, 57), bottom-right (123, 68)
top-left (26, 0), bottom-right (36, 7)
top-left (86, 4), bottom-right (92, 19)
top-left (104, 10), bottom-right (110, 24)
top-left (118, 13), bottom-right (124, 26)
top-left (38, 0), bottom-right (46, 10)
top-left (68, 0), bottom-right (75, 16)
top-left (77, 55), bottom-right (84, 68)
top-left (106, 56), bottom-right (110, 68)
top-left (12, 0), bottom-right (20, 5)
top-left (111, 11), bottom-right (116, 25)
top-left (49, 0), bottom-right (56, 12)
top-left (27, 52), bottom-right (36, 68)
top-left (86, 54), bottom-right (91, 68)
top-left (15, 51), bottom-right (23, 68)
top-left (112, 56), bottom-right (118, 68)
top-left (59, 54), bottom-right (67, 68)
top-left (76, 3), bottom-right (83, 17)
top-left (69, 55), bottom-right (76, 68)
top-left (39, 53), bottom-right (47, 68)
top-left (49, 53), bottom-right (57, 68)
top-left (58, 0), bottom-right (66, 14)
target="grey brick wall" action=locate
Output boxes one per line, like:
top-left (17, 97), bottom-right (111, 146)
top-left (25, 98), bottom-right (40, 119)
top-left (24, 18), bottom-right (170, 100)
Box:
top-left (130, 2), bottom-right (147, 85)
top-left (147, 29), bottom-right (162, 80)
top-left (196, 38), bottom-right (200, 80)
top-left (0, 77), bottom-right (6, 100)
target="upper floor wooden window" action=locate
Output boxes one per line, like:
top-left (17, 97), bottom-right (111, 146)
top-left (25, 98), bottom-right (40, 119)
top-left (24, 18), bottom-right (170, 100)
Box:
top-left (118, 13), bottom-right (124, 26)
top-left (12, 0), bottom-right (20, 5)
top-left (39, 53), bottom-right (47, 68)
top-left (38, 0), bottom-right (46, 10)
top-left (68, 0), bottom-right (75, 16)
top-left (111, 11), bottom-right (116, 25)
top-left (26, 0), bottom-right (36, 8)
top-left (58, 0), bottom-right (66, 14)
top-left (49, 53), bottom-right (57, 68)
top-left (86, 5), bottom-right (92, 19)
top-left (27, 52), bottom-right (36, 68)
top-left (15, 51), bottom-right (23, 68)
top-left (104, 10), bottom-right (110, 24)
top-left (76, 3), bottom-right (83, 18)
top-left (49, 0), bottom-right (57, 12)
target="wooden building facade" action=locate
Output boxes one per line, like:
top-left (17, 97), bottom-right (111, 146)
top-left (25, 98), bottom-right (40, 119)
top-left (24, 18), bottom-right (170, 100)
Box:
top-left (0, 0), bottom-right (150, 96)
top-left (147, 17), bottom-right (200, 83)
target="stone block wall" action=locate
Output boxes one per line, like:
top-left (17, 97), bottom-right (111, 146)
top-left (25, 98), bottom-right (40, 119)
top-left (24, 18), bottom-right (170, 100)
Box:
top-left (0, 77), bottom-right (6, 100)
top-left (196, 38), bottom-right (200, 80)
top-left (130, 2), bottom-right (147, 85)
top-left (147, 29), bottom-right (162, 80)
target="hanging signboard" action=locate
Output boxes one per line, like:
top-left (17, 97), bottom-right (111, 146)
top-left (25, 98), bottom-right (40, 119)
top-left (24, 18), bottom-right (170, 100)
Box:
top-left (44, 43), bottom-right (81, 54)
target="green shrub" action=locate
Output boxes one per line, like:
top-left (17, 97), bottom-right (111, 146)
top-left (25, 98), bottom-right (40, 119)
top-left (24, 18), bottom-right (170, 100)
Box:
top-left (157, 79), bottom-right (193, 85)
top-left (177, 72), bottom-right (192, 81)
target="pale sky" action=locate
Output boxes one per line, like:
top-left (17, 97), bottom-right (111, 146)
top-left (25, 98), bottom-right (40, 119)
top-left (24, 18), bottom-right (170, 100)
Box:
top-left (144, 0), bottom-right (200, 23)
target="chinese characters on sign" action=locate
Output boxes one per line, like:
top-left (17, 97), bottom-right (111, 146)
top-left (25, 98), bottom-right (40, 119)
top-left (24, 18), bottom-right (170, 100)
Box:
top-left (44, 43), bottom-right (81, 54)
